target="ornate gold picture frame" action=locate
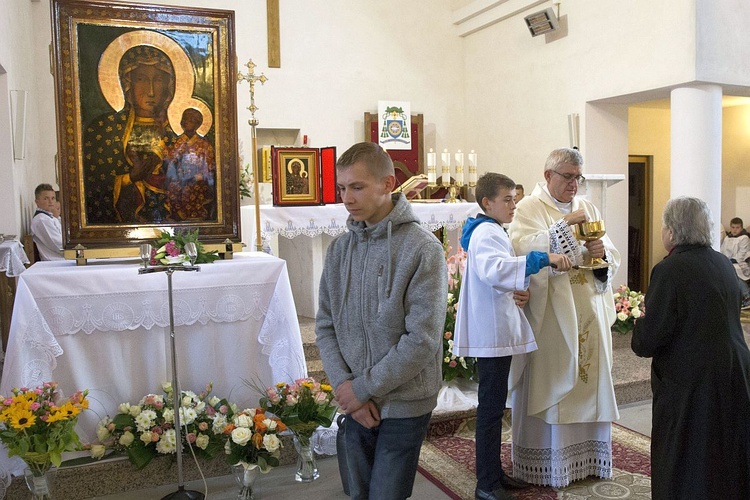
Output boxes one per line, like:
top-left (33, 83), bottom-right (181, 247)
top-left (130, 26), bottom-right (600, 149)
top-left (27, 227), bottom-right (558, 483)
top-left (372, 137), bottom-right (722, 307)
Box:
top-left (271, 147), bottom-right (322, 206)
top-left (52, 0), bottom-right (240, 250)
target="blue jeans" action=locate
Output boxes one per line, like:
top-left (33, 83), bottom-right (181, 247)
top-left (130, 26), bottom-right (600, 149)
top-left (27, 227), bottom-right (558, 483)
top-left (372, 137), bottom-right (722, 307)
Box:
top-left (345, 411), bottom-right (432, 499)
top-left (476, 356), bottom-right (512, 491)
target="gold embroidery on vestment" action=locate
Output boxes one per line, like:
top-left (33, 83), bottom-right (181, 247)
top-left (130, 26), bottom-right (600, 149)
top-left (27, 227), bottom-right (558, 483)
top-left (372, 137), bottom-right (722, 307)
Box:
top-left (569, 269), bottom-right (589, 285)
top-left (577, 316), bottom-right (594, 383)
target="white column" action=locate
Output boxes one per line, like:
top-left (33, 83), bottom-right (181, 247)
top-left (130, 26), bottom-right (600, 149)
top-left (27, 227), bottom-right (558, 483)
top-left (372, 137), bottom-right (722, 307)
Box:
top-left (670, 84), bottom-right (722, 248)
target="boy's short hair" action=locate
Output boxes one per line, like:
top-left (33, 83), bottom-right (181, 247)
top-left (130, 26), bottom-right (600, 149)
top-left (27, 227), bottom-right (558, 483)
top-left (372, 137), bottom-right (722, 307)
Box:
top-left (336, 142), bottom-right (394, 178)
top-left (35, 183), bottom-right (55, 199)
top-left (475, 173), bottom-right (515, 212)
top-left (731, 217), bottom-right (744, 227)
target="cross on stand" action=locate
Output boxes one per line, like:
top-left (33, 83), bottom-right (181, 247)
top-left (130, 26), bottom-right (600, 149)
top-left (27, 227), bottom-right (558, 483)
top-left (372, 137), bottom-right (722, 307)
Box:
top-left (237, 59), bottom-right (268, 251)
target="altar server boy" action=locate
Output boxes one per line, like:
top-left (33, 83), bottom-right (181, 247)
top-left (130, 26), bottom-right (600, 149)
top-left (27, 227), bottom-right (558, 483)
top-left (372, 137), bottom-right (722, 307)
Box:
top-left (452, 172), bottom-right (571, 500)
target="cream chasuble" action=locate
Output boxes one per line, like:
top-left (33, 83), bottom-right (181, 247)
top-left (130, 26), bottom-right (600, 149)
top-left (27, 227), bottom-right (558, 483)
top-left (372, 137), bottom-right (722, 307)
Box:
top-left (507, 182), bottom-right (620, 487)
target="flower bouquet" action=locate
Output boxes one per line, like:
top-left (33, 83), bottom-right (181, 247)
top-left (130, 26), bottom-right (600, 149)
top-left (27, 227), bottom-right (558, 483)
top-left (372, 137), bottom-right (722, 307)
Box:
top-left (612, 285), bottom-right (645, 335)
top-left (239, 163), bottom-right (254, 200)
top-left (223, 407), bottom-right (286, 471)
top-left (223, 407), bottom-right (286, 499)
top-left (257, 377), bottom-right (337, 482)
top-left (150, 229), bottom-right (219, 265)
top-left (91, 382), bottom-right (231, 469)
top-left (0, 382), bottom-right (88, 497)
top-left (443, 245), bottom-right (478, 382)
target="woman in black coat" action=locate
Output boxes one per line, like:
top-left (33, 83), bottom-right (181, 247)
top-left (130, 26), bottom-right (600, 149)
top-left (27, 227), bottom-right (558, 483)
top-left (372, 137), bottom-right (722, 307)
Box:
top-left (632, 196), bottom-right (750, 499)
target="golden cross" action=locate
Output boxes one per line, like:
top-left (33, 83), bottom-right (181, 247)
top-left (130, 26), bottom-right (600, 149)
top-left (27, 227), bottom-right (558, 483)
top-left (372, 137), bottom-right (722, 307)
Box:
top-left (237, 59), bottom-right (268, 125)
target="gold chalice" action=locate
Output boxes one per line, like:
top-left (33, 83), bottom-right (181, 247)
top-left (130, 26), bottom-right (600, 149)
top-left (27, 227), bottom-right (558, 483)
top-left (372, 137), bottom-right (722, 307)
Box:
top-left (574, 220), bottom-right (609, 269)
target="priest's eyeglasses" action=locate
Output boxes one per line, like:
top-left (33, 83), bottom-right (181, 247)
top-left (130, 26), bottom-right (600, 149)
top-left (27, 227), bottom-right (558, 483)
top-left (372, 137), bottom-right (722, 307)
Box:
top-left (551, 170), bottom-right (586, 184)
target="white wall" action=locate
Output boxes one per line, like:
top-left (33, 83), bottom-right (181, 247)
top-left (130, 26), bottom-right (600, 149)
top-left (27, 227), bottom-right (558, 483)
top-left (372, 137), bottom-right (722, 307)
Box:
top-left (0, 0), bottom-right (47, 235)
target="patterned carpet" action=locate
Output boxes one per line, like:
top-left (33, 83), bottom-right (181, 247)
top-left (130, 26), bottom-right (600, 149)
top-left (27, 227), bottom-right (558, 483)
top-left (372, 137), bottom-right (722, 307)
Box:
top-left (418, 413), bottom-right (651, 499)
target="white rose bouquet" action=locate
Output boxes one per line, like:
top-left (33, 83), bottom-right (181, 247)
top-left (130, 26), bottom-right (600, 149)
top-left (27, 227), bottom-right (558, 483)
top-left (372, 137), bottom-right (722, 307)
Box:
top-left (612, 285), bottom-right (646, 335)
top-left (91, 382), bottom-right (233, 469)
top-left (223, 407), bottom-right (286, 472)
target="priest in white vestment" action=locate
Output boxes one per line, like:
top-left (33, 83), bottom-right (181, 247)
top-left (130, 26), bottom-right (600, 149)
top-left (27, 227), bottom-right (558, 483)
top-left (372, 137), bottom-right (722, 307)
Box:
top-left (507, 148), bottom-right (620, 487)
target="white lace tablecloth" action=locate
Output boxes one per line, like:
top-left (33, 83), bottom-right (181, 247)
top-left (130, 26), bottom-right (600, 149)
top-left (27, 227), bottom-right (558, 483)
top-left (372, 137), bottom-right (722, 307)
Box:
top-left (0, 240), bottom-right (29, 278)
top-left (0, 253), bottom-right (306, 477)
top-left (241, 202), bottom-right (478, 245)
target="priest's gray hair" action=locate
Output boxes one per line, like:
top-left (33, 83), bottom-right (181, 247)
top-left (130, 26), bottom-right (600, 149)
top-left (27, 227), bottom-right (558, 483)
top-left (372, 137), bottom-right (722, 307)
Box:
top-left (663, 196), bottom-right (714, 247)
top-left (544, 148), bottom-right (583, 172)
top-left (336, 142), bottom-right (394, 179)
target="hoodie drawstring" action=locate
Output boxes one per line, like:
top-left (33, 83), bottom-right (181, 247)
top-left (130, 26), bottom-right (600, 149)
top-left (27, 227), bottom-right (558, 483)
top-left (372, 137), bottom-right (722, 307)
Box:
top-left (386, 220), bottom-right (393, 297)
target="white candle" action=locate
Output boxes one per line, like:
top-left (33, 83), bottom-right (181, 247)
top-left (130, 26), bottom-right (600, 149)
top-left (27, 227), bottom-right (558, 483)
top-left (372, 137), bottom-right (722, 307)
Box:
top-left (427, 148), bottom-right (436, 168)
top-left (468, 150), bottom-right (477, 184)
top-left (441, 149), bottom-right (451, 185)
top-left (454, 150), bottom-right (464, 184)
top-left (454, 150), bottom-right (464, 168)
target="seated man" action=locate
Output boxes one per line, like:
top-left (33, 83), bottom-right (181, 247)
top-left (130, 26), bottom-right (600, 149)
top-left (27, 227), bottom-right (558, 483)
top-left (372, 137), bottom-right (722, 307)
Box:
top-left (30, 183), bottom-right (64, 261)
top-left (720, 217), bottom-right (750, 309)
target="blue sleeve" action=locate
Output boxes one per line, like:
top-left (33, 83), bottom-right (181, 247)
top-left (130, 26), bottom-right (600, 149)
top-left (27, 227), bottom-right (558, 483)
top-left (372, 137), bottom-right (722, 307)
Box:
top-left (525, 250), bottom-right (549, 276)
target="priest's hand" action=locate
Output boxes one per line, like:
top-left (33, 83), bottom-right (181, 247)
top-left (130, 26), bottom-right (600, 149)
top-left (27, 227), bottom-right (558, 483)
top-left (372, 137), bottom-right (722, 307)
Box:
top-left (563, 209), bottom-right (587, 226)
top-left (350, 400), bottom-right (381, 429)
top-left (513, 289), bottom-right (530, 308)
top-left (585, 239), bottom-right (605, 259)
top-left (335, 380), bottom-right (365, 414)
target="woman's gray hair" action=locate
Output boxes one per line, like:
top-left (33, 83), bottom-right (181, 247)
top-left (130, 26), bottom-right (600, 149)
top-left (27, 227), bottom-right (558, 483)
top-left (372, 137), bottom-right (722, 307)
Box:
top-left (663, 196), bottom-right (714, 246)
top-left (544, 148), bottom-right (583, 172)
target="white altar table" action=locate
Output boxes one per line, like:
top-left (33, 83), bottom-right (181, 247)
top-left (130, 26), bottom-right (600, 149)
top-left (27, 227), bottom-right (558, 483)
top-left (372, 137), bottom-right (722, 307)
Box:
top-left (241, 202), bottom-right (478, 317)
top-left (0, 239), bottom-right (29, 351)
top-left (0, 253), bottom-right (306, 476)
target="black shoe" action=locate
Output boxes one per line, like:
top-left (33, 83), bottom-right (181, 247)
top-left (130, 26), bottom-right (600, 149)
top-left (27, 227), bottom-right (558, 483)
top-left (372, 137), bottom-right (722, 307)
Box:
top-left (499, 474), bottom-right (530, 490)
top-left (475, 487), bottom-right (513, 500)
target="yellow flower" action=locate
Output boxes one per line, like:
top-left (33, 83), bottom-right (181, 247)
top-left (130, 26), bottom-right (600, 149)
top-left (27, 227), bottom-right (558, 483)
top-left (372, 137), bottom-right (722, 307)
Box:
top-left (320, 384), bottom-right (333, 392)
top-left (302, 382), bottom-right (314, 389)
top-left (47, 402), bottom-right (80, 423)
top-left (9, 408), bottom-right (36, 430)
top-left (275, 382), bottom-right (286, 389)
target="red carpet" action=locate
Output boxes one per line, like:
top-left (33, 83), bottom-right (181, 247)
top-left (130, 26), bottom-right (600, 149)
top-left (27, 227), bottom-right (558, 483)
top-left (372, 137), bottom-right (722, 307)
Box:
top-left (418, 415), bottom-right (651, 499)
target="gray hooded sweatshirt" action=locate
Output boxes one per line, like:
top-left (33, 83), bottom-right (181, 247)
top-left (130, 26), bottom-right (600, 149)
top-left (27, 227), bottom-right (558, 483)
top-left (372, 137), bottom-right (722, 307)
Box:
top-left (315, 194), bottom-right (448, 419)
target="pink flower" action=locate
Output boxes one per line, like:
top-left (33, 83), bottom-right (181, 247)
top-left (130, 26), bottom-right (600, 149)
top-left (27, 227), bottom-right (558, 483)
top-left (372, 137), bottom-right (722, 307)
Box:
top-left (444, 332), bottom-right (452, 340)
top-left (165, 241), bottom-right (181, 257)
top-left (30, 402), bottom-right (41, 411)
top-left (219, 405), bottom-right (228, 414)
top-left (198, 422), bottom-right (208, 431)
top-left (186, 432), bottom-right (197, 443)
top-left (449, 360), bottom-right (457, 368)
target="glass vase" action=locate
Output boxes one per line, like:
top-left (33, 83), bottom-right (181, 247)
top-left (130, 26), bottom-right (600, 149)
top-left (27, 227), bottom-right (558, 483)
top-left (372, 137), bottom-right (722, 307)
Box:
top-left (231, 463), bottom-right (260, 500)
top-left (23, 466), bottom-right (55, 500)
top-left (293, 434), bottom-right (319, 483)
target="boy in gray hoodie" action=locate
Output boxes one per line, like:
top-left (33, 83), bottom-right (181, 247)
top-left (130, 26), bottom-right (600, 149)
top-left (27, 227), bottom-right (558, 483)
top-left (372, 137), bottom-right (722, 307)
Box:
top-left (316, 142), bottom-right (448, 499)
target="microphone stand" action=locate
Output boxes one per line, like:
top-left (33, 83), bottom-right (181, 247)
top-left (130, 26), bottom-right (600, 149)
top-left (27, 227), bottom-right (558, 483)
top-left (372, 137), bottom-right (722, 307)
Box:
top-left (139, 261), bottom-right (203, 500)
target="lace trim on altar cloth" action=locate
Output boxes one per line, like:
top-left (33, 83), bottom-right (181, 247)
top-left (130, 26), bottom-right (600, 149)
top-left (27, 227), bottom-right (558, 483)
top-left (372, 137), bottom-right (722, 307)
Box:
top-left (260, 211), bottom-right (469, 241)
top-left (512, 439), bottom-right (612, 488)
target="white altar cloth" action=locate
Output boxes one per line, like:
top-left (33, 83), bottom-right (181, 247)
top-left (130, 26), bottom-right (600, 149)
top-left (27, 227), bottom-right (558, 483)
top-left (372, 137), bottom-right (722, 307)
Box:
top-left (0, 253), bottom-right (306, 476)
top-left (0, 240), bottom-right (29, 278)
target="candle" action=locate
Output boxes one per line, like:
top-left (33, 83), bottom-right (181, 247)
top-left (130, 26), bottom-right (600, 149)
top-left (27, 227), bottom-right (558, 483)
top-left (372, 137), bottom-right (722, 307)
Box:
top-left (441, 149), bottom-right (451, 185)
top-left (454, 150), bottom-right (464, 184)
top-left (427, 149), bottom-right (436, 185)
top-left (468, 150), bottom-right (478, 185)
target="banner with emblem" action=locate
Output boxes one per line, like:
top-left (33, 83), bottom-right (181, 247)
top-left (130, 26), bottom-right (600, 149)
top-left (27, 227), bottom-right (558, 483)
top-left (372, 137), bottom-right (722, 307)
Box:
top-left (378, 101), bottom-right (411, 150)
